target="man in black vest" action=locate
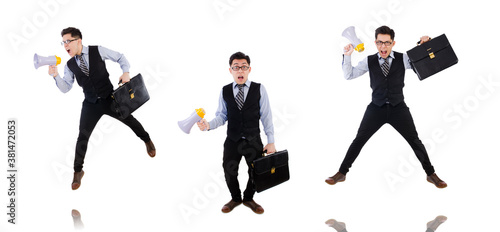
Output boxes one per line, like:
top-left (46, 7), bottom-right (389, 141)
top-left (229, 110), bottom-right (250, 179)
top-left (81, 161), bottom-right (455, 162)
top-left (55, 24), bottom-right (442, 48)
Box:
top-left (325, 26), bottom-right (447, 188)
top-left (48, 27), bottom-right (156, 190)
top-left (197, 52), bottom-right (276, 214)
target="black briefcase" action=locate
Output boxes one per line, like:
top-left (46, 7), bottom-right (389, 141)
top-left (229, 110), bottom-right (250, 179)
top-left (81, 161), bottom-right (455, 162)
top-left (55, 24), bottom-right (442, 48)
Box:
top-left (251, 150), bottom-right (289, 193)
top-left (111, 73), bottom-right (150, 119)
top-left (407, 34), bottom-right (458, 80)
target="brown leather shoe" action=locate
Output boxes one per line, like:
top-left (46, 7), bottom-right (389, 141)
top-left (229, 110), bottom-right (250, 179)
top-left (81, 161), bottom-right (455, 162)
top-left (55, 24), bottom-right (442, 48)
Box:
top-left (325, 172), bottom-right (346, 185)
top-left (72, 171), bottom-right (84, 190)
top-left (243, 200), bottom-right (264, 214)
top-left (427, 173), bottom-right (447, 188)
top-left (145, 140), bottom-right (156, 157)
top-left (221, 200), bottom-right (242, 213)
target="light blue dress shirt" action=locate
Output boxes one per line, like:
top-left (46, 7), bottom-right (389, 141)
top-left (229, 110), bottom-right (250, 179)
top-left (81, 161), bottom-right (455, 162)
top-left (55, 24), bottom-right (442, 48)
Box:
top-left (208, 79), bottom-right (275, 144)
top-left (342, 51), bottom-right (413, 80)
top-left (53, 45), bottom-right (130, 93)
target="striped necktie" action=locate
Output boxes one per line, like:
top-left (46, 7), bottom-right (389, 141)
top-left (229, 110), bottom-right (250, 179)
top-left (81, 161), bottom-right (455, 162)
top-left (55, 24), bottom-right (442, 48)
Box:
top-left (78, 55), bottom-right (89, 76)
top-left (236, 84), bottom-right (244, 110)
top-left (381, 58), bottom-right (390, 77)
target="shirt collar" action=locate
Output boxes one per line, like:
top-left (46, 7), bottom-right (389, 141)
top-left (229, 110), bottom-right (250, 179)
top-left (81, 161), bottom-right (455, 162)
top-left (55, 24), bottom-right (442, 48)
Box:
top-left (232, 80), bottom-right (251, 88)
top-left (377, 51), bottom-right (395, 60)
top-left (80, 45), bottom-right (89, 56)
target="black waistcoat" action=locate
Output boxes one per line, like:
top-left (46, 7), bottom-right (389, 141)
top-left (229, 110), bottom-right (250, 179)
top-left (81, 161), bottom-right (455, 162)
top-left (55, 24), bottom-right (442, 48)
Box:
top-left (67, 46), bottom-right (113, 103)
top-left (368, 52), bottom-right (405, 106)
top-left (222, 82), bottom-right (261, 142)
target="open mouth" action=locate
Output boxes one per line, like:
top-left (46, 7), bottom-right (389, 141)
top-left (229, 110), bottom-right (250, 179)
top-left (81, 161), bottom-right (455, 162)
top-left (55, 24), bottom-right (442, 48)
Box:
top-left (238, 75), bottom-right (244, 80)
top-left (66, 48), bottom-right (71, 54)
top-left (380, 50), bottom-right (388, 57)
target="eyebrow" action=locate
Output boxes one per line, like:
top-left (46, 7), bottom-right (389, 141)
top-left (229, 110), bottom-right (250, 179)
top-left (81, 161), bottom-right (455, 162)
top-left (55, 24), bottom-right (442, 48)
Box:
top-left (232, 62), bottom-right (248, 66)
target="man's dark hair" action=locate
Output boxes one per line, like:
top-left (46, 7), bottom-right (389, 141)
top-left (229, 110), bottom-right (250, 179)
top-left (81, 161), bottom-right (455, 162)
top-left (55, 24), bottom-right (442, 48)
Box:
top-left (61, 27), bottom-right (82, 39)
top-left (229, 51), bottom-right (250, 66)
top-left (375, 25), bottom-right (395, 41)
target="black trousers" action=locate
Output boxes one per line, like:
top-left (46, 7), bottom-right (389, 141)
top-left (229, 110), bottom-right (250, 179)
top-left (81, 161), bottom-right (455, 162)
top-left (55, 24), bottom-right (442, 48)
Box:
top-left (74, 97), bottom-right (150, 172)
top-left (223, 137), bottom-right (263, 202)
top-left (339, 102), bottom-right (435, 176)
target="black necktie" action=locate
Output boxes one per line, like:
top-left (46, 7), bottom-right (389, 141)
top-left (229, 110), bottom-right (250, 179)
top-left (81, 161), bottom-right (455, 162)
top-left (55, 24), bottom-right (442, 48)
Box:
top-left (381, 58), bottom-right (390, 77)
top-left (236, 84), bottom-right (244, 110)
top-left (78, 55), bottom-right (89, 76)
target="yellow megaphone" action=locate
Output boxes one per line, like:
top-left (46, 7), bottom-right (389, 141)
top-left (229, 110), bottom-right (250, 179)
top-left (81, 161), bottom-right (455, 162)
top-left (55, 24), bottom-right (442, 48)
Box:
top-left (34, 53), bottom-right (61, 69)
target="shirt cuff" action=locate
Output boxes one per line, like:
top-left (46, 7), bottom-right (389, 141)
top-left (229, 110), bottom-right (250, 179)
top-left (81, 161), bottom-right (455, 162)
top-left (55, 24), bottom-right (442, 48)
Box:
top-left (207, 121), bottom-right (214, 131)
top-left (121, 65), bottom-right (130, 73)
top-left (266, 134), bottom-right (275, 144)
top-left (342, 54), bottom-right (352, 65)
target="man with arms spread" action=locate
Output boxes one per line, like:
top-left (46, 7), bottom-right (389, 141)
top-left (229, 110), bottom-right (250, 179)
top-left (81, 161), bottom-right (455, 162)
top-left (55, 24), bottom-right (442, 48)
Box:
top-left (325, 26), bottom-right (446, 188)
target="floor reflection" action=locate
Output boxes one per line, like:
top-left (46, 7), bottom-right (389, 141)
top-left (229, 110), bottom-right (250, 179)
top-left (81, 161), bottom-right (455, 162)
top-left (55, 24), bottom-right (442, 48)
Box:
top-left (72, 209), bottom-right (85, 230)
top-left (325, 215), bottom-right (447, 232)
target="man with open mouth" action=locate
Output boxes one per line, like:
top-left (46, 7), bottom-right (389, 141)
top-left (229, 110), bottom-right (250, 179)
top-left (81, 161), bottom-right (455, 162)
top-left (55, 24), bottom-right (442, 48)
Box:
top-left (197, 51), bottom-right (276, 214)
top-left (325, 25), bottom-right (447, 189)
top-left (48, 27), bottom-right (156, 190)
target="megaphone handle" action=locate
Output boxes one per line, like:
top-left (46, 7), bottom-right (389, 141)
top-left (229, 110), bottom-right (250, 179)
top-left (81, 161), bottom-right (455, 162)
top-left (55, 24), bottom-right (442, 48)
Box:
top-left (343, 44), bottom-right (354, 54)
top-left (197, 118), bottom-right (208, 131)
top-left (201, 120), bottom-right (207, 131)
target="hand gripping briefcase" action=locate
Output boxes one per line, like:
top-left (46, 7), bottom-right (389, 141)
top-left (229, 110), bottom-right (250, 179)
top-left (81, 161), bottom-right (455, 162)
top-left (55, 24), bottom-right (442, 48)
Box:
top-left (251, 150), bottom-right (290, 193)
top-left (407, 34), bottom-right (458, 80)
top-left (111, 73), bottom-right (150, 119)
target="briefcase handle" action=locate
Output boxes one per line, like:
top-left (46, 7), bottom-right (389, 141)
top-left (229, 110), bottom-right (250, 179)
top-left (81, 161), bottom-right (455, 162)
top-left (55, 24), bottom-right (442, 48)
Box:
top-left (262, 149), bottom-right (277, 156)
top-left (416, 37), bottom-right (432, 45)
top-left (117, 77), bottom-right (131, 86)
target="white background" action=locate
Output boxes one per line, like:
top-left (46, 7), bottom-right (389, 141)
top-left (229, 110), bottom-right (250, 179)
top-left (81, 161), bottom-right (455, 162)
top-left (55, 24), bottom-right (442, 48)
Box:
top-left (1, 0), bottom-right (499, 231)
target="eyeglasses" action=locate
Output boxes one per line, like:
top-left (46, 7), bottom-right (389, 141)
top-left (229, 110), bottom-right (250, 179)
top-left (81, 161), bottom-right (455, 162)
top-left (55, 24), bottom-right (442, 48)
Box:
top-left (231, 66), bottom-right (250, 71)
top-left (61, 39), bottom-right (78, 46)
top-left (376, 40), bottom-right (393, 46)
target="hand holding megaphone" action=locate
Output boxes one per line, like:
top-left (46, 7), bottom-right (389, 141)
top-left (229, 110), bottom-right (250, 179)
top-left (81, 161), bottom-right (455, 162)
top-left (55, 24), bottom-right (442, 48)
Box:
top-left (178, 108), bottom-right (206, 134)
top-left (197, 119), bottom-right (210, 131)
top-left (343, 44), bottom-right (355, 56)
top-left (48, 64), bottom-right (59, 77)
